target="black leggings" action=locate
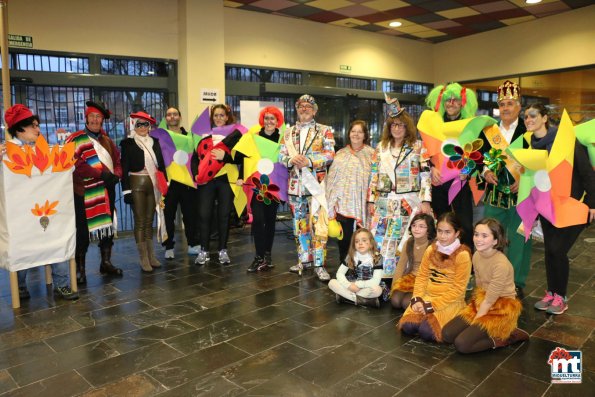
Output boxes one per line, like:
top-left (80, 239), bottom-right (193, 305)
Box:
top-left (431, 181), bottom-right (473, 249)
top-left (163, 180), bottom-right (200, 249)
top-left (198, 178), bottom-right (233, 251)
top-left (336, 215), bottom-right (355, 264)
top-left (442, 316), bottom-right (493, 354)
top-left (391, 291), bottom-right (412, 310)
top-left (540, 216), bottom-right (585, 297)
top-left (251, 196), bottom-right (279, 257)
top-left (401, 319), bottom-right (439, 342)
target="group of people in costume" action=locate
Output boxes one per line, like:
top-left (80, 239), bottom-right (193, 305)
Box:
top-left (2, 78), bottom-right (593, 356)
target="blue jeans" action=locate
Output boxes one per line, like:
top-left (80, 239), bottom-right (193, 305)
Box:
top-left (17, 262), bottom-right (70, 289)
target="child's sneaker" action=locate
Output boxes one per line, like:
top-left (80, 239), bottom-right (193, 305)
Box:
top-left (247, 256), bottom-right (268, 273)
top-left (164, 249), bottom-right (175, 259)
top-left (534, 291), bottom-right (554, 311)
top-left (546, 294), bottom-right (568, 315)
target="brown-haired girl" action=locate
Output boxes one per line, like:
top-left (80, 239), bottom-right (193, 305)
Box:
top-left (398, 212), bottom-right (471, 342)
top-left (390, 213), bottom-right (436, 309)
top-left (328, 228), bottom-right (383, 308)
top-left (442, 218), bottom-right (529, 353)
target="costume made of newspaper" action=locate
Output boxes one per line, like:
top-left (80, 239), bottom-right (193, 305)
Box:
top-left (279, 95), bottom-right (335, 270)
top-left (367, 96), bottom-right (432, 278)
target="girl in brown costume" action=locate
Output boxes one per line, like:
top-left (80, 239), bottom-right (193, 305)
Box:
top-left (442, 218), bottom-right (529, 353)
top-left (390, 213), bottom-right (436, 309)
top-left (398, 212), bottom-right (471, 342)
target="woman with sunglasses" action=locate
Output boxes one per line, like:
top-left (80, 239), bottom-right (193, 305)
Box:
top-left (367, 96), bottom-right (432, 282)
top-left (120, 112), bottom-right (167, 273)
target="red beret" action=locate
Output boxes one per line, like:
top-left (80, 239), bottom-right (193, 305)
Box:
top-left (85, 101), bottom-right (111, 119)
top-left (4, 104), bottom-right (34, 129)
top-left (130, 111), bottom-right (156, 125)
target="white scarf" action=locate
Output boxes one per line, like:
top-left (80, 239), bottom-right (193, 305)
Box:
top-left (437, 238), bottom-right (461, 255)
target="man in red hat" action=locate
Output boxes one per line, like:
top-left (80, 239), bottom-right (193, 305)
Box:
top-left (66, 100), bottom-right (123, 284)
top-left (1, 104), bottom-right (79, 300)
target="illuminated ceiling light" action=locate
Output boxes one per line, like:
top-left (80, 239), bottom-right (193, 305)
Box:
top-left (526, 0), bottom-right (542, 4)
top-left (389, 21), bottom-right (402, 27)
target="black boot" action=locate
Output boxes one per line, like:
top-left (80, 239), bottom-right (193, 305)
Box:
top-left (75, 253), bottom-right (87, 285)
top-left (355, 296), bottom-right (380, 308)
top-left (99, 245), bottom-right (123, 276)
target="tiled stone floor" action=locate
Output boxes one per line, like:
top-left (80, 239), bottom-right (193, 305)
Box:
top-left (0, 222), bottom-right (593, 397)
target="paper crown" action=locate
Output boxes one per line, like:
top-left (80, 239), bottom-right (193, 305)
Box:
top-left (497, 80), bottom-right (520, 102)
top-left (384, 93), bottom-right (404, 118)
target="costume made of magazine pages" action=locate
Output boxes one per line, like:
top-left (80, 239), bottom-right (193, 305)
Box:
top-left (325, 144), bottom-right (374, 261)
top-left (367, 140), bottom-right (432, 278)
top-left (279, 120), bottom-right (335, 267)
top-left (398, 243), bottom-right (472, 342)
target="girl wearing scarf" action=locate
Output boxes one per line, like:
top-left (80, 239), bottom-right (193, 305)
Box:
top-left (398, 212), bottom-right (472, 342)
top-left (120, 112), bottom-right (167, 273)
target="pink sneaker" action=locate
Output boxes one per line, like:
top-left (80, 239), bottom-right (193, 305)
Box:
top-left (534, 291), bottom-right (554, 311)
top-left (546, 294), bottom-right (568, 315)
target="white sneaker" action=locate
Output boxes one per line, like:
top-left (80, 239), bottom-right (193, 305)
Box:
top-left (188, 245), bottom-right (201, 255)
top-left (219, 249), bottom-right (231, 264)
top-left (165, 249), bottom-right (175, 259)
top-left (289, 262), bottom-right (312, 274)
top-left (195, 250), bottom-right (209, 265)
top-left (314, 267), bottom-right (330, 282)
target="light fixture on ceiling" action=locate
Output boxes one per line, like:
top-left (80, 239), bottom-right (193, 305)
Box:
top-left (526, 0), bottom-right (542, 4)
top-left (389, 21), bottom-right (402, 28)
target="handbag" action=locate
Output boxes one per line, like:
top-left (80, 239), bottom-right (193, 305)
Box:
top-left (156, 170), bottom-right (168, 196)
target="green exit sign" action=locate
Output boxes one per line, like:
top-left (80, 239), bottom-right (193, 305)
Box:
top-left (339, 65), bottom-right (351, 71)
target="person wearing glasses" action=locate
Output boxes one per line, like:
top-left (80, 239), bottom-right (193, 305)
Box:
top-left (120, 112), bottom-right (167, 273)
top-left (279, 94), bottom-right (335, 281)
top-left (67, 101), bottom-right (123, 284)
top-left (367, 95), bottom-right (432, 282)
top-left (425, 83), bottom-right (478, 250)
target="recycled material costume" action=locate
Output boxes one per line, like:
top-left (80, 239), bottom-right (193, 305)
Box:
top-left (480, 80), bottom-right (531, 292)
top-left (279, 95), bottom-right (335, 278)
top-left (325, 136), bottom-right (374, 263)
top-left (66, 101), bottom-right (122, 284)
top-left (367, 96), bottom-right (431, 278)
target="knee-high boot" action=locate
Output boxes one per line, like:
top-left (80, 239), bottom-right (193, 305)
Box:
top-left (99, 245), bottom-right (123, 276)
top-left (75, 253), bottom-right (87, 285)
top-left (145, 240), bottom-right (161, 268)
top-left (136, 242), bottom-right (153, 272)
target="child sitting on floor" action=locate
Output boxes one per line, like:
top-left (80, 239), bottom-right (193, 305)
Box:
top-left (328, 228), bottom-right (383, 308)
top-left (390, 213), bottom-right (436, 310)
top-left (442, 218), bottom-right (529, 353)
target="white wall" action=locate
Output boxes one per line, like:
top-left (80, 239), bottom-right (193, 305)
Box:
top-left (223, 8), bottom-right (434, 83)
top-left (433, 5), bottom-right (595, 83)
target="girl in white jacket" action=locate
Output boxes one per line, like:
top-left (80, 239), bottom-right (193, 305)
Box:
top-left (328, 228), bottom-right (383, 308)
